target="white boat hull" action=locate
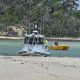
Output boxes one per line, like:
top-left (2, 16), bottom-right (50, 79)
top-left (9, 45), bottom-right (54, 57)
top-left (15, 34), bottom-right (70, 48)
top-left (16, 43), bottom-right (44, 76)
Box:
top-left (19, 44), bottom-right (50, 56)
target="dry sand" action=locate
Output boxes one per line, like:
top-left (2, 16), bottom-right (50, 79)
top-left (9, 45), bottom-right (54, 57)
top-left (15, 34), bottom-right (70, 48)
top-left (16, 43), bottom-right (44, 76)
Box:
top-left (0, 56), bottom-right (80, 80)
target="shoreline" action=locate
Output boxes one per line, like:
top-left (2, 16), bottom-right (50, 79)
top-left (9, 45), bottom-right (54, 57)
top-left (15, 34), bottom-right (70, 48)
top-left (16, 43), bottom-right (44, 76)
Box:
top-left (0, 36), bottom-right (24, 40)
top-left (0, 36), bottom-right (80, 41)
top-left (0, 56), bottom-right (80, 80)
top-left (46, 37), bottom-right (80, 42)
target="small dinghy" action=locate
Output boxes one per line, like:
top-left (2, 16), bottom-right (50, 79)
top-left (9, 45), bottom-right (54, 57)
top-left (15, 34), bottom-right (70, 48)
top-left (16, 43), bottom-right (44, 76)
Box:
top-left (48, 45), bottom-right (69, 50)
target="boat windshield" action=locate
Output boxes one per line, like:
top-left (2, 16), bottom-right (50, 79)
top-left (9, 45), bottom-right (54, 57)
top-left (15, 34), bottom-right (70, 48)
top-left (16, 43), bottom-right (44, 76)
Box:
top-left (24, 36), bottom-right (44, 44)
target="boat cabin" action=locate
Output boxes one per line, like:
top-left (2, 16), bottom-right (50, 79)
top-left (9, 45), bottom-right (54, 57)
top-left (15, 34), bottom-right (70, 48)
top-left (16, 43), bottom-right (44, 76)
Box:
top-left (24, 23), bottom-right (45, 44)
top-left (24, 34), bottom-right (44, 44)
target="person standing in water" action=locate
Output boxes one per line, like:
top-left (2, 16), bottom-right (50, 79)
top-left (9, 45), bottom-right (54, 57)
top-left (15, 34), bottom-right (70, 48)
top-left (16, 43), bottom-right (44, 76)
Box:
top-left (54, 41), bottom-right (58, 46)
top-left (44, 39), bottom-right (48, 48)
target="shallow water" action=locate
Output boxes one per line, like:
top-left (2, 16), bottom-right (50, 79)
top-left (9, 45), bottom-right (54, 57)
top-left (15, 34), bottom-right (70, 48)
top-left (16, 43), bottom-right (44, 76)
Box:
top-left (0, 40), bottom-right (23, 56)
top-left (0, 39), bottom-right (80, 57)
top-left (49, 41), bottom-right (80, 57)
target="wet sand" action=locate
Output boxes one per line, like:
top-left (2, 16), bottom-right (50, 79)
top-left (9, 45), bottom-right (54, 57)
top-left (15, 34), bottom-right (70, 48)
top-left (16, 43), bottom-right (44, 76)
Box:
top-left (0, 36), bottom-right (23, 40)
top-left (46, 37), bottom-right (80, 42)
top-left (0, 36), bottom-right (80, 42)
top-left (0, 56), bottom-right (80, 80)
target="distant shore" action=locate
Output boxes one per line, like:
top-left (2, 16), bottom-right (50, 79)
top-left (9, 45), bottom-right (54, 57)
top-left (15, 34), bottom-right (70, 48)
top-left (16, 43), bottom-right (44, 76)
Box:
top-left (0, 36), bottom-right (80, 41)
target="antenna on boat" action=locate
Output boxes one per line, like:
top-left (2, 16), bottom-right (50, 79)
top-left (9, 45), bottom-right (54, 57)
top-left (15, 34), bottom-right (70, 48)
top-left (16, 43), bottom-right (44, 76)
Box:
top-left (42, 15), bottom-right (44, 35)
top-left (27, 0), bottom-right (31, 34)
top-left (34, 22), bottom-right (37, 29)
top-left (41, 11), bottom-right (44, 35)
top-left (40, 23), bottom-right (41, 34)
top-left (41, 0), bottom-right (44, 35)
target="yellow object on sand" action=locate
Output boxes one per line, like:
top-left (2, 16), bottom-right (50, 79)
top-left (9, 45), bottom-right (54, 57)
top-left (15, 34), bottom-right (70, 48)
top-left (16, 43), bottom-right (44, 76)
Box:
top-left (48, 45), bottom-right (69, 50)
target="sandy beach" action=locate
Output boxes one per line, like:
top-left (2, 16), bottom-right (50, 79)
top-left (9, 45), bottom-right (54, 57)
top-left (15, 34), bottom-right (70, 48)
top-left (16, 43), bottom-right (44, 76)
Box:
top-left (0, 56), bottom-right (80, 80)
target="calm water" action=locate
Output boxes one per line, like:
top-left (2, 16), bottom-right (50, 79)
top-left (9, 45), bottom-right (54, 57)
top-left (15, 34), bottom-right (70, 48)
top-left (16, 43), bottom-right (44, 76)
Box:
top-left (0, 39), bottom-right (80, 57)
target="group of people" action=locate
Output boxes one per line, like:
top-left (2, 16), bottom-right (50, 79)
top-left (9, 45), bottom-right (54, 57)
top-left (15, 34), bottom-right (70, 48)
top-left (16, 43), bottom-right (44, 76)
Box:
top-left (24, 36), bottom-right (45, 44)
top-left (24, 36), bottom-right (59, 47)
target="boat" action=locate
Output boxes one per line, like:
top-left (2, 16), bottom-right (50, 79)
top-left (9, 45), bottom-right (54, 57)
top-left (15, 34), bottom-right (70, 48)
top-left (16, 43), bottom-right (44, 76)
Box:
top-left (48, 45), bottom-right (69, 50)
top-left (19, 23), bottom-right (50, 56)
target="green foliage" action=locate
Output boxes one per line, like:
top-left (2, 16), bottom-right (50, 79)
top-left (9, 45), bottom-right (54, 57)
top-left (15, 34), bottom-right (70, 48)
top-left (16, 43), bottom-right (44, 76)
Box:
top-left (51, 11), bottom-right (63, 18)
top-left (0, 0), bottom-right (80, 37)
